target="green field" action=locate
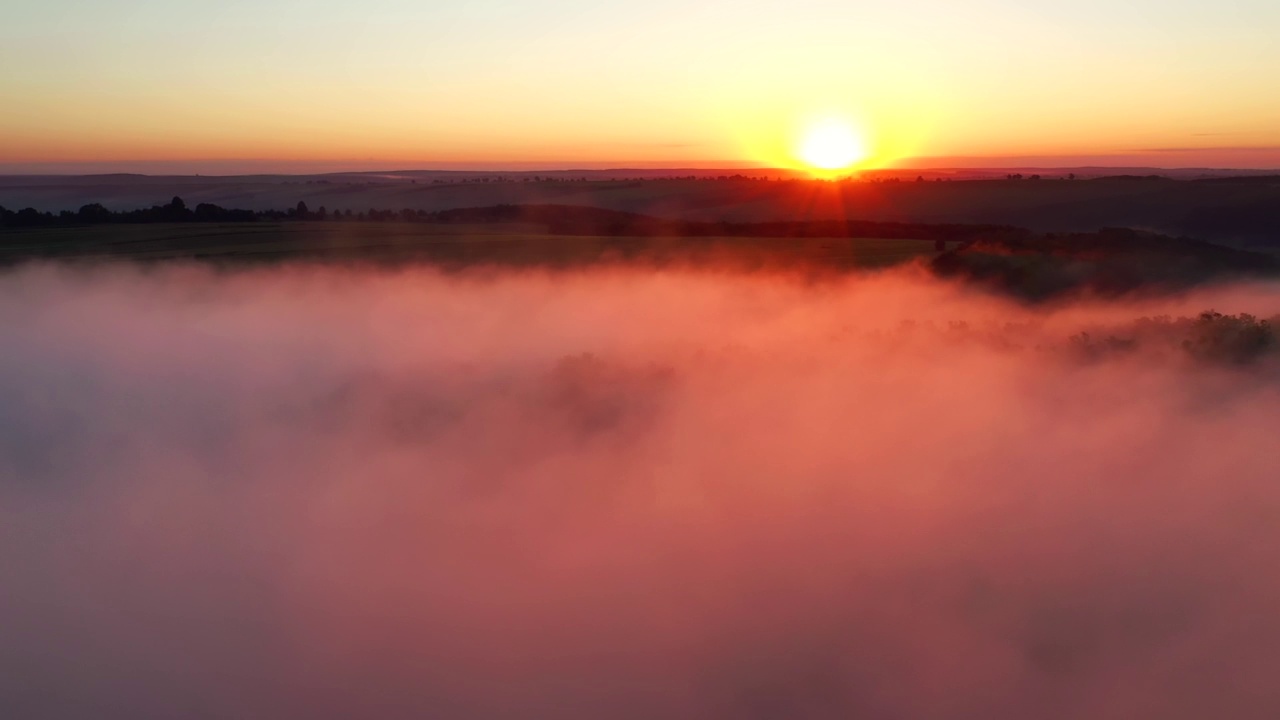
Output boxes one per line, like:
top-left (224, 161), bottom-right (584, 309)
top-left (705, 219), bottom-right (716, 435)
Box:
top-left (0, 223), bottom-right (939, 270)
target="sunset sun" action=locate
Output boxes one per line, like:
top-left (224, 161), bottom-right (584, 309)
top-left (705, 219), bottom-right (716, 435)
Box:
top-left (797, 119), bottom-right (867, 173)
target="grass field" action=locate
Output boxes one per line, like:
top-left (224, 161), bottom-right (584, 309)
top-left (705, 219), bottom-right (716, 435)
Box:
top-left (0, 223), bottom-right (939, 270)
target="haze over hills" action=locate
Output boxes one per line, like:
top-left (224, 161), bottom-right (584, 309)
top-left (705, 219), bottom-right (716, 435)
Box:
top-left (3, 168), bottom-right (1278, 247)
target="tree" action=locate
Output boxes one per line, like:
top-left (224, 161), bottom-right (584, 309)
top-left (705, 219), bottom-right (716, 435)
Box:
top-left (161, 196), bottom-right (192, 222)
top-left (77, 203), bottom-right (112, 223)
top-left (12, 208), bottom-right (51, 226)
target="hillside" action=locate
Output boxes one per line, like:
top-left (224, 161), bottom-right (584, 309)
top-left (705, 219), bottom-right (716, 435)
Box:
top-left (2, 173), bottom-right (1279, 247)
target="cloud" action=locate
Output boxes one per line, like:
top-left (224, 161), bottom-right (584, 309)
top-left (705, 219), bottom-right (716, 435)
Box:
top-left (1136, 145), bottom-right (1280, 153)
top-left (2, 263), bottom-right (1280, 719)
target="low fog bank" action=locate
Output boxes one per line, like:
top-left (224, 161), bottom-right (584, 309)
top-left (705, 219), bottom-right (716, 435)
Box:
top-left (3, 264), bottom-right (1280, 719)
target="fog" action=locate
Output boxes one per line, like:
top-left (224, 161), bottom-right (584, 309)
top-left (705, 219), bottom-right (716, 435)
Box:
top-left (3, 263), bottom-right (1280, 719)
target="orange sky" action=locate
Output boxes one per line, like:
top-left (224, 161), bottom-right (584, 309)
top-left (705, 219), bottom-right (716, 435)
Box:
top-left (4, 0), bottom-right (1280, 172)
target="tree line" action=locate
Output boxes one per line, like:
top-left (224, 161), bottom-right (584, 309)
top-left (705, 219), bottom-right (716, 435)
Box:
top-left (0, 198), bottom-right (1027, 244)
top-left (0, 197), bottom-right (418, 227)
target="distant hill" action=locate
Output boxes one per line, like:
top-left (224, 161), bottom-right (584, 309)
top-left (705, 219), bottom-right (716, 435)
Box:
top-left (2, 171), bottom-right (1279, 247)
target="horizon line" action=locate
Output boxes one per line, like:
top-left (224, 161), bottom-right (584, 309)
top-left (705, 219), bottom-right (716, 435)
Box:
top-left (4, 149), bottom-right (1280, 176)
top-left (3, 165), bottom-right (1280, 178)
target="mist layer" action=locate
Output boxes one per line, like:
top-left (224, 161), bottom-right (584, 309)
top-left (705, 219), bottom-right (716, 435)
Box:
top-left (3, 264), bottom-right (1280, 719)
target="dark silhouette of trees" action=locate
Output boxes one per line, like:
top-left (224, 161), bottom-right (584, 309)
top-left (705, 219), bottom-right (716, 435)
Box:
top-left (193, 203), bottom-right (256, 222)
top-left (157, 196), bottom-right (192, 222)
top-left (77, 203), bottom-right (112, 223)
top-left (1183, 311), bottom-right (1275, 364)
top-left (2, 207), bottom-right (56, 227)
top-left (0, 198), bottom-right (1033, 242)
top-left (1070, 312), bottom-right (1278, 364)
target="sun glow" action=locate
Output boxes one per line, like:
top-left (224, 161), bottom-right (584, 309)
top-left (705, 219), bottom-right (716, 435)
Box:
top-left (797, 119), bottom-right (868, 173)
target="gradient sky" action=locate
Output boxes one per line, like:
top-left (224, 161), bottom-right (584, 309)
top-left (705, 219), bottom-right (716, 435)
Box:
top-left (4, 0), bottom-right (1280, 171)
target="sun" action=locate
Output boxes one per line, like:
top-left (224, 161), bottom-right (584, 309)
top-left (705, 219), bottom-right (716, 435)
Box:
top-left (797, 119), bottom-right (868, 173)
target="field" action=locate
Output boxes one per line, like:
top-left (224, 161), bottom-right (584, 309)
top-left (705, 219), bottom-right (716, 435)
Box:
top-left (0, 222), bottom-right (939, 270)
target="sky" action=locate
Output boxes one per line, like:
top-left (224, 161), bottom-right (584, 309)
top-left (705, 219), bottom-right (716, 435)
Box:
top-left (3, 0), bottom-right (1280, 172)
